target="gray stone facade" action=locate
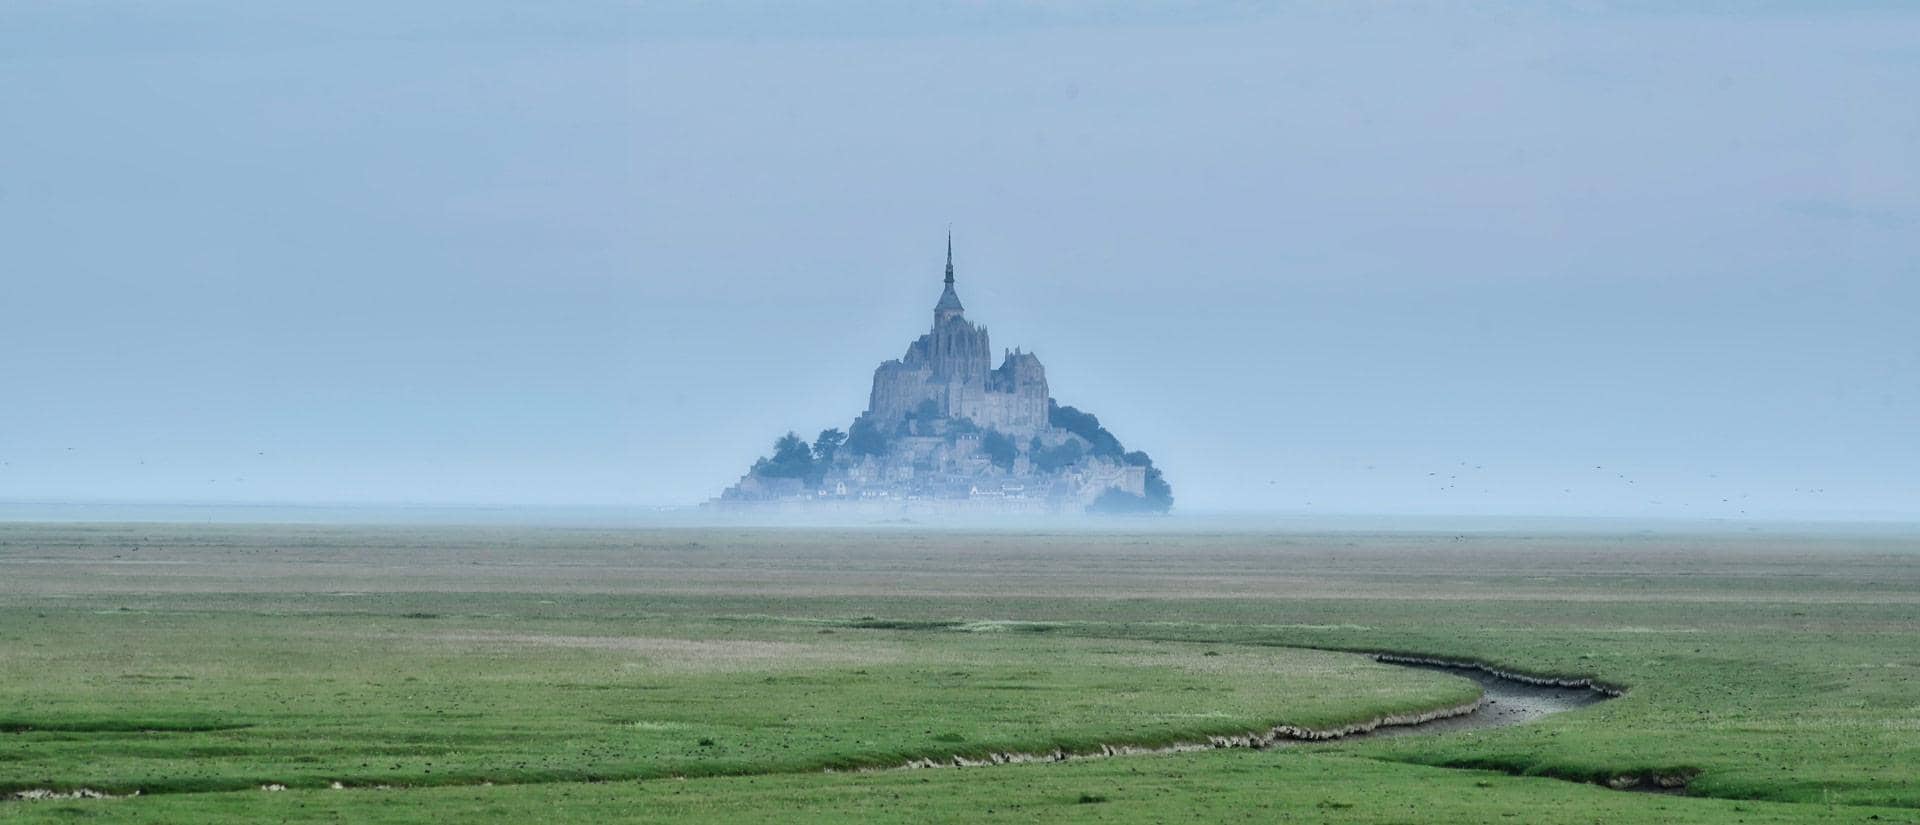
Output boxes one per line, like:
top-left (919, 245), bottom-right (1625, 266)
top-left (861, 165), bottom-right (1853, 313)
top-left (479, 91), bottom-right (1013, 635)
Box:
top-left (867, 243), bottom-right (1048, 436)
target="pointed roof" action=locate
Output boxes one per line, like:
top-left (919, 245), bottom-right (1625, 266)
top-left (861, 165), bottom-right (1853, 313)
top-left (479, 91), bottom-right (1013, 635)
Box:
top-left (935, 230), bottom-right (964, 316)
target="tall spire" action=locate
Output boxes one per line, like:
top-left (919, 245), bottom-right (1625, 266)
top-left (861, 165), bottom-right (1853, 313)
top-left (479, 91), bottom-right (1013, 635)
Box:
top-left (934, 228), bottom-right (965, 321)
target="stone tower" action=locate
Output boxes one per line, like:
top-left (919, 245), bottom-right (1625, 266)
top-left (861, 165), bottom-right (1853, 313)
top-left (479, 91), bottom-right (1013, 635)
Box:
top-left (865, 234), bottom-right (1048, 434)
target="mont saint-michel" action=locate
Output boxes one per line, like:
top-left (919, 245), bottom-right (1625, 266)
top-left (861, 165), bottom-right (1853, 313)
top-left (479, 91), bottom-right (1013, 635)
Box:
top-left (715, 238), bottom-right (1172, 514)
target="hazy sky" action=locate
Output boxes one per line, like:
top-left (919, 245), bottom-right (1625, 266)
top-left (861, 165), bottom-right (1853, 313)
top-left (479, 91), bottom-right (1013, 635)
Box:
top-left (4, 2), bottom-right (1916, 518)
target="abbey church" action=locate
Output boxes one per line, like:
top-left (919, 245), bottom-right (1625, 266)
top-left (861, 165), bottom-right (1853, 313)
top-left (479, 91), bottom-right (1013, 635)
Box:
top-left (867, 237), bottom-right (1050, 436)
top-left (715, 237), bottom-right (1172, 514)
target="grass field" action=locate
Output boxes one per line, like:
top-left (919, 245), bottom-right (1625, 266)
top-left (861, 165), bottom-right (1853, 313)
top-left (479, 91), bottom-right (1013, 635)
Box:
top-left (2, 522), bottom-right (1918, 823)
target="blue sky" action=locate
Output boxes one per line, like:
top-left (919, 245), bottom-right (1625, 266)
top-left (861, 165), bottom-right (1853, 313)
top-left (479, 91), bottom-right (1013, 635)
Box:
top-left (3, 2), bottom-right (1915, 518)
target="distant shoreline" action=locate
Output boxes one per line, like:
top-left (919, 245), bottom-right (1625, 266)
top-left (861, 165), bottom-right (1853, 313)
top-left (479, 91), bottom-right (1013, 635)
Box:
top-left (0, 500), bottom-right (1915, 533)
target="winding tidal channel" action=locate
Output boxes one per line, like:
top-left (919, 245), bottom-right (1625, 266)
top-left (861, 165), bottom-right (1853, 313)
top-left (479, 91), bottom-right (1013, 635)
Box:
top-left (871, 653), bottom-right (1621, 772)
top-left (1357, 655), bottom-right (1617, 740)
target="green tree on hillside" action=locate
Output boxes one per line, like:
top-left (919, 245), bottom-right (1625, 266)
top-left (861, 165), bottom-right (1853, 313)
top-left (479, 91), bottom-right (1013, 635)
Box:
top-left (754, 432), bottom-right (816, 480)
top-left (846, 417), bottom-right (889, 457)
top-left (981, 429), bottom-right (1017, 471)
top-left (1048, 400), bottom-right (1125, 458)
top-left (1029, 437), bottom-right (1085, 472)
top-left (813, 428), bottom-right (846, 463)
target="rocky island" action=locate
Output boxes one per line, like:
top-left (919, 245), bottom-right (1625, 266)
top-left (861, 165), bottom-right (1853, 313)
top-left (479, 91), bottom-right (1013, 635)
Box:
top-left (714, 237), bottom-right (1172, 514)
